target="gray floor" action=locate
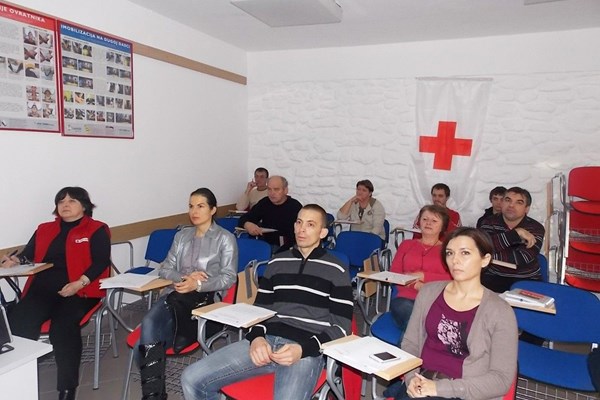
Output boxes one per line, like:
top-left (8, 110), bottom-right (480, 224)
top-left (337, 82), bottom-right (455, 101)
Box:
top-left (37, 299), bottom-right (375, 400)
top-left (36, 298), bottom-right (600, 400)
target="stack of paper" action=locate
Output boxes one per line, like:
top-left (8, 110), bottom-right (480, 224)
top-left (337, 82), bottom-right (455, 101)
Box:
top-left (501, 288), bottom-right (555, 307)
top-left (323, 336), bottom-right (417, 374)
top-left (200, 303), bottom-right (276, 328)
top-left (100, 273), bottom-right (159, 289)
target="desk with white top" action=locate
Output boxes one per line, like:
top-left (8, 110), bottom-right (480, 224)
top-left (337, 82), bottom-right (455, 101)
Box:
top-left (0, 336), bottom-right (53, 400)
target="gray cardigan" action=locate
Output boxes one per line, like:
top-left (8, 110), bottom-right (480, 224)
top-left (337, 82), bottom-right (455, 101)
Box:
top-left (158, 223), bottom-right (238, 296)
top-left (401, 281), bottom-right (518, 400)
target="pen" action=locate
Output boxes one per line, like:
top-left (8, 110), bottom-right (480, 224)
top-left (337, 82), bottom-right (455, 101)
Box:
top-left (1, 249), bottom-right (19, 264)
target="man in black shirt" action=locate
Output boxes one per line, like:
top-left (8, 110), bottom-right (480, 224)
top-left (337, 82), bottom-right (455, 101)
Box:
top-left (239, 176), bottom-right (302, 253)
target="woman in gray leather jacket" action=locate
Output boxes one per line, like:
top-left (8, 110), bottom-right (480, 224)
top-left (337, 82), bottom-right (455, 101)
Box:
top-left (136, 187), bottom-right (238, 400)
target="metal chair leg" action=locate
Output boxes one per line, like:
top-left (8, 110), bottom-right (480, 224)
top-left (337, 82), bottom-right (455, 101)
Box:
top-left (120, 346), bottom-right (135, 400)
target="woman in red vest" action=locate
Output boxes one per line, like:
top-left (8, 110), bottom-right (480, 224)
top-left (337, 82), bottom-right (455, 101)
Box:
top-left (2, 187), bottom-right (110, 400)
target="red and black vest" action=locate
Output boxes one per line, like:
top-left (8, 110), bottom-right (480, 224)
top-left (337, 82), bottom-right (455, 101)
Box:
top-left (33, 216), bottom-right (110, 298)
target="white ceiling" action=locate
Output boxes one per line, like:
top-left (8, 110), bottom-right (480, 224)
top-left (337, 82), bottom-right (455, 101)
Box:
top-left (129, 0), bottom-right (600, 52)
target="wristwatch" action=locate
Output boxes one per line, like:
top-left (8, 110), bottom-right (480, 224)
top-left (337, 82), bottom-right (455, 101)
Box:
top-left (196, 280), bottom-right (202, 292)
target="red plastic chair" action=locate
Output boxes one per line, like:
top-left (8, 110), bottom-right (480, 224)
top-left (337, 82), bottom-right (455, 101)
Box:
top-left (20, 276), bottom-right (114, 389)
top-left (565, 245), bottom-right (600, 292)
top-left (120, 283), bottom-right (238, 400)
top-left (120, 325), bottom-right (200, 400)
top-left (568, 166), bottom-right (600, 214)
top-left (568, 209), bottom-right (600, 254)
top-left (221, 319), bottom-right (361, 400)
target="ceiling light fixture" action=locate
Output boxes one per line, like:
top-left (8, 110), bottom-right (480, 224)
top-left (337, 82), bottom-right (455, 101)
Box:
top-left (230, 0), bottom-right (342, 27)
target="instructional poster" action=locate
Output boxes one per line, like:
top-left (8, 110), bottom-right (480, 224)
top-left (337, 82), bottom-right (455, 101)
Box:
top-left (0, 3), bottom-right (61, 133)
top-left (58, 22), bottom-right (133, 138)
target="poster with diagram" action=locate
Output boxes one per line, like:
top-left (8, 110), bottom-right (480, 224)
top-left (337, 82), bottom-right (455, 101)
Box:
top-left (0, 2), bottom-right (61, 133)
top-left (59, 22), bottom-right (133, 138)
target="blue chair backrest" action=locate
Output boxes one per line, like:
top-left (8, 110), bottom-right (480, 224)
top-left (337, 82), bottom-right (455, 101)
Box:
top-left (145, 228), bottom-right (179, 264)
top-left (216, 217), bottom-right (240, 234)
top-left (237, 238), bottom-right (272, 273)
top-left (511, 280), bottom-right (600, 343)
top-left (538, 253), bottom-right (549, 282)
top-left (383, 219), bottom-right (390, 248)
top-left (334, 231), bottom-right (382, 268)
top-left (328, 249), bottom-right (350, 270)
top-left (326, 213), bottom-right (335, 239)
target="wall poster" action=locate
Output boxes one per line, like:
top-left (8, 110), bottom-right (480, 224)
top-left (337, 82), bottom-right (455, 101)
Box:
top-left (58, 22), bottom-right (133, 138)
top-left (0, 2), bottom-right (61, 133)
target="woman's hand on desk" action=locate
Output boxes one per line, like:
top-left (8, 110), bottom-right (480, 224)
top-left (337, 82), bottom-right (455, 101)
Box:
top-left (1, 250), bottom-right (20, 268)
top-left (1, 256), bottom-right (19, 268)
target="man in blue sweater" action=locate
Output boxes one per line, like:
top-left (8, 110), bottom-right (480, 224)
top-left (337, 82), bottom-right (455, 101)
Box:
top-left (182, 204), bottom-right (353, 400)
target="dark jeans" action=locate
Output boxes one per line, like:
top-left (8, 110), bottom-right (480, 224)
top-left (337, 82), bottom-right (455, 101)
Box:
top-left (8, 291), bottom-right (99, 390)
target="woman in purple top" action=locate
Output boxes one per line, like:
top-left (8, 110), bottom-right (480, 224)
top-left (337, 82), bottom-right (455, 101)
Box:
top-left (386, 227), bottom-right (518, 400)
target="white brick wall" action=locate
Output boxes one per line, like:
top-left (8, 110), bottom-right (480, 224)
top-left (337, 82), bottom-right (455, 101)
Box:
top-left (247, 71), bottom-right (600, 234)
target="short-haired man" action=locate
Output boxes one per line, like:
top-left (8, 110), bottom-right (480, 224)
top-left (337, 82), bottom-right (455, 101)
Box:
top-left (413, 183), bottom-right (461, 234)
top-left (476, 186), bottom-right (507, 228)
top-left (479, 187), bottom-right (545, 293)
top-left (236, 167), bottom-right (269, 210)
top-left (238, 176), bottom-right (302, 253)
top-left (182, 204), bottom-right (353, 400)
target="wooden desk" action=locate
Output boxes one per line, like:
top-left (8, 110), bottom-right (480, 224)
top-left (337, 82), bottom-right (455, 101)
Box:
top-left (103, 278), bottom-right (172, 332)
top-left (333, 220), bottom-right (363, 236)
top-left (356, 270), bottom-right (418, 330)
top-left (0, 336), bottom-right (52, 400)
top-left (323, 335), bottom-right (422, 400)
top-left (192, 302), bottom-right (275, 354)
top-left (0, 263), bottom-right (53, 277)
top-left (0, 264), bottom-right (53, 307)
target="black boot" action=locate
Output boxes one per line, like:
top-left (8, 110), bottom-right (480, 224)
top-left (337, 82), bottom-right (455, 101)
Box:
top-left (171, 304), bottom-right (197, 354)
top-left (139, 342), bottom-right (168, 400)
top-left (58, 388), bottom-right (76, 400)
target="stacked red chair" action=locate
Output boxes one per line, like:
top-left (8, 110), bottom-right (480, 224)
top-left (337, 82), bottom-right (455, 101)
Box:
top-left (562, 166), bottom-right (600, 292)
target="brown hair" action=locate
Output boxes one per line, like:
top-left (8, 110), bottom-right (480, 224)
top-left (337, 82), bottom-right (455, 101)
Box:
top-left (441, 227), bottom-right (493, 270)
top-left (356, 179), bottom-right (374, 193)
top-left (418, 204), bottom-right (450, 234)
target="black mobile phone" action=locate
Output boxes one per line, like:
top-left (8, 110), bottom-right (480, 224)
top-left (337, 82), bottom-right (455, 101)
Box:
top-left (369, 351), bottom-right (399, 363)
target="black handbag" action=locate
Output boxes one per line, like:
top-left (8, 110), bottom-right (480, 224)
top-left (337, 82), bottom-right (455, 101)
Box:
top-left (165, 290), bottom-right (215, 354)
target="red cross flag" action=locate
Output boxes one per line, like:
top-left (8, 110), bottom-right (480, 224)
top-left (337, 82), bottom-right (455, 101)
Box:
top-left (409, 77), bottom-right (492, 213)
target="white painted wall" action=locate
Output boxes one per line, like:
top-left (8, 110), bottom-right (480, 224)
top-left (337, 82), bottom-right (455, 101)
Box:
top-left (246, 28), bottom-right (600, 253)
top-left (0, 0), bottom-right (248, 256)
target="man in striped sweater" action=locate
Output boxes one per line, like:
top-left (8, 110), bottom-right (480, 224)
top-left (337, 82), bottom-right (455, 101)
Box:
top-left (479, 187), bottom-right (544, 293)
top-left (182, 204), bottom-right (354, 400)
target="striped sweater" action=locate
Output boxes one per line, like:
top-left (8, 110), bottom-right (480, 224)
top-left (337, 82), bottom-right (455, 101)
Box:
top-left (245, 247), bottom-right (353, 357)
top-left (479, 213), bottom-right (544, 279)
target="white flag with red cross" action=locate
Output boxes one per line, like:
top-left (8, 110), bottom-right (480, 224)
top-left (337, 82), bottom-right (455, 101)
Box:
top-left (409, 77), bottom-right (493, 213)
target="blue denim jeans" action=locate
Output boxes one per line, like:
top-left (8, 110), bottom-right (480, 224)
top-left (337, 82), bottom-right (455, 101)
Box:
top-left (181, 335), bottom-right (324, 400)
top-left (135, 294), bottom-right (174, 366)
top-left (389, 297), bottom-right (415, 346)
